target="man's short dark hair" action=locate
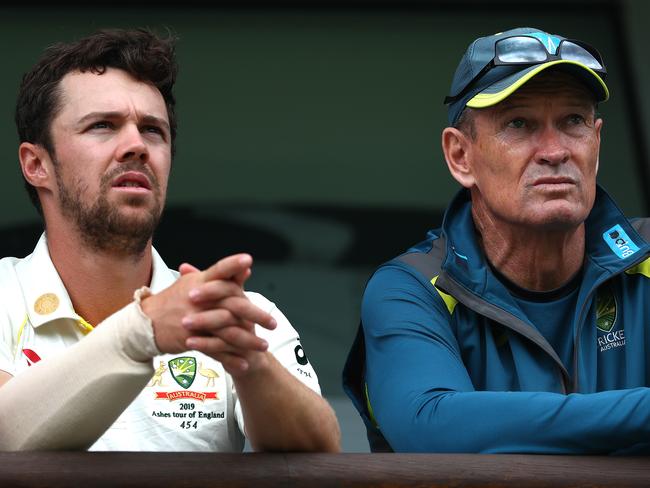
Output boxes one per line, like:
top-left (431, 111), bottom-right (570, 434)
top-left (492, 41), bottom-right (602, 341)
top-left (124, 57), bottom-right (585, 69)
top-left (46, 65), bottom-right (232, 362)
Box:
top-left (453, 107), bottom-right (477, 140)
top-left (15, 28), bottom-right (178, 215)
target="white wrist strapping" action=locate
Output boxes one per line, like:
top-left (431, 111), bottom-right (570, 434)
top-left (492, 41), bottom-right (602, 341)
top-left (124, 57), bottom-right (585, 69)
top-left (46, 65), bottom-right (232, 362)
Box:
top-left (0, 290), bottom-right (160, 450)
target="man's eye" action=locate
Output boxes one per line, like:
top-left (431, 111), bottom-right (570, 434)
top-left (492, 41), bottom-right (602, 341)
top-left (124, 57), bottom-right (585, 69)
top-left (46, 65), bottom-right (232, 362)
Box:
top-left (90, 121), bottom-right (112, 130)
top-left (568, 114), bottom-right (586, 125)
top-left (143, 126), bottom-right (164, 137)
top-left (507, 118), bottom-right (526, 129)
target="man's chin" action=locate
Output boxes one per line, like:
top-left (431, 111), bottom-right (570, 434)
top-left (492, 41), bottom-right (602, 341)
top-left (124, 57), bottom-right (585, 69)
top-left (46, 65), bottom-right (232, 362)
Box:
top-left (111, 199), bottom-right (161, 224)
top-left (526, 207), bottom-right (589, 231)
top-left (82, 207), bottom-right (162, 256)
top-left (111, 210), bottom-right (160, 236)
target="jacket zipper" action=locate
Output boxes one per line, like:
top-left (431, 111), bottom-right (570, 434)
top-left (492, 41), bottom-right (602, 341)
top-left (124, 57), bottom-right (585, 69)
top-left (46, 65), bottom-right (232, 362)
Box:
top-left (437, 271), bottom-right (570, 393)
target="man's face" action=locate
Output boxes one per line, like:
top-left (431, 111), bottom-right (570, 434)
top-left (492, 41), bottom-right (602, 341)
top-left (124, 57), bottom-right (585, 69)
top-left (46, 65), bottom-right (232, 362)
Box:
top-left (48, 68), bottom-right (172, 255)
top-left (462, 71), bottom-right (602, 232)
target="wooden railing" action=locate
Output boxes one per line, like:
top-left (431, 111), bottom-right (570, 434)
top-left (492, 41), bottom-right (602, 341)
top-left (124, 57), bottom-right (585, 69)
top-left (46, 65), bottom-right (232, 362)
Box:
top-left (1, 452), bottom-right (649, 487)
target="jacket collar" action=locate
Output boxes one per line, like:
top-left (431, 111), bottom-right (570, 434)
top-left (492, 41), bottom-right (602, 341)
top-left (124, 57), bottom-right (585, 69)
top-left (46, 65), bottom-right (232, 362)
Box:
top-left (439, 185), bottom-right (650, 298)
top-left (15, 233), bottom-right (177, 329)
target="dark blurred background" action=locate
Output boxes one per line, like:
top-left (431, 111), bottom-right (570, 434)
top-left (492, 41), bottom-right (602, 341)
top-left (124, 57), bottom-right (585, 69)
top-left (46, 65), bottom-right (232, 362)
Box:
top-left (1, 0), bottom-right (649, 451)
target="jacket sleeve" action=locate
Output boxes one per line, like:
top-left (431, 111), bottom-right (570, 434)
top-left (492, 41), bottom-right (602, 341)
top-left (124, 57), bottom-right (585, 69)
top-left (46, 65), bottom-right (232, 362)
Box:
top-left (363, 264), bottom-right (650, 454)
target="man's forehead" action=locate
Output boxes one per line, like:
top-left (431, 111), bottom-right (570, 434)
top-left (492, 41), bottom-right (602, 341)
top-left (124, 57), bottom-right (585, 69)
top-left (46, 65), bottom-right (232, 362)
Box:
top-left (492, 71), bottom-right (597, 112)
top-left (58, 68), bottom-right (168, 120)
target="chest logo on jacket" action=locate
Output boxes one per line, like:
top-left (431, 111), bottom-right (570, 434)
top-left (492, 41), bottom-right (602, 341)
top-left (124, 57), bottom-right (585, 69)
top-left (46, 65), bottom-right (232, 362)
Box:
top-left (596, 286), bottom-right (625, 352)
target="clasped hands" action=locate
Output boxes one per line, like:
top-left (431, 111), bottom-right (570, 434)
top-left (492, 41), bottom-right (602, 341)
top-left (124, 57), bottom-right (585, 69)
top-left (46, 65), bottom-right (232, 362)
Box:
top-left (142, 254), bottom-right (276, 376)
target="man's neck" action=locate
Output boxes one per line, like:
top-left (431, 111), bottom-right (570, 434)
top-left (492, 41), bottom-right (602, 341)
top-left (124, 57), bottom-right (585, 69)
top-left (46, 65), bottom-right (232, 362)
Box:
top-left (46, 224), bottom-right (153, 326)
top-left (472, 207), bottom-right (585, 292)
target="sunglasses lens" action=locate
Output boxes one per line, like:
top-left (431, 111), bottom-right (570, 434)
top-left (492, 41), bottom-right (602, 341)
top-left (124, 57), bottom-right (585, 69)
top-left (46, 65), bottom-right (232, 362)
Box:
top-left (496, 37), bottom-right (548, 63)
top-left (560, 41), bottom-right (603, 70)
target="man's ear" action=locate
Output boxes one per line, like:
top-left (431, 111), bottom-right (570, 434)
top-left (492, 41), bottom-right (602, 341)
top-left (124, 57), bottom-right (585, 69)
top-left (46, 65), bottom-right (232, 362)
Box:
top-left (594, 117), bottom-right (603, 175)
top-left (441, 127), bottom-right (476, 188)
top-left (19, 142), bottom-right (55, 191)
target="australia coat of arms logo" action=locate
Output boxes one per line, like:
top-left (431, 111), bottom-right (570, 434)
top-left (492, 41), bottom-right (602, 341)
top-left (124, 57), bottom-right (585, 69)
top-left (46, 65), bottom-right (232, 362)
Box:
top-left (151, 356), bottom-right (219, 402)
top-left (168, 356), bottom-right (196, 389)
top-left (595, 284), bottom-right (626, 353)
top-left (596, 285), bottom-right (617, 333)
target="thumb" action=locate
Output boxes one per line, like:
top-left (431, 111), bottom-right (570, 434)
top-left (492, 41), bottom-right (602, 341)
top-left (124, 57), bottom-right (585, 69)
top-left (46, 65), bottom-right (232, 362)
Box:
top-left (179, 262), bottom-right (201, 276)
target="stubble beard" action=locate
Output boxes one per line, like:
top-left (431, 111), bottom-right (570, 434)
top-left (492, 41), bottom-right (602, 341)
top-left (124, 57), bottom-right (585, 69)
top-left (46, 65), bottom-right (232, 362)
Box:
top-left (55, 161), bottom-right (164, 258)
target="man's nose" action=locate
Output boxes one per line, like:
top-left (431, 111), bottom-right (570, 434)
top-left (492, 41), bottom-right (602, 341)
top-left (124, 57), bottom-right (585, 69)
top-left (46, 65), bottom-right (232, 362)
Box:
top-left (536, 126), bottom-right (570, 165)
top-left (116, 124), bottom-right (148, 163)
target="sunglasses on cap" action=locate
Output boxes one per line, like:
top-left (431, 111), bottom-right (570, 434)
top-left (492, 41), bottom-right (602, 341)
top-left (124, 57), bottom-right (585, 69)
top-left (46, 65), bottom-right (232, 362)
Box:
top-left (444, 35), bottom-right (607, 105)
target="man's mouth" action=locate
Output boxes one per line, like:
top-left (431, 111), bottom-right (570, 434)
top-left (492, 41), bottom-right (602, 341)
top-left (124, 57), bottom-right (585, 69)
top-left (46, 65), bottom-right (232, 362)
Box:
top-left (111, 171), bottom-right (152, 191)
top-left (532, 176), bottom-right (576, 187)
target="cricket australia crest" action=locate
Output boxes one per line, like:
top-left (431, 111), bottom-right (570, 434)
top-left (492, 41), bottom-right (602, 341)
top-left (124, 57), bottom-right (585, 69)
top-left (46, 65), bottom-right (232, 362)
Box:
top-left (596, 285), bottom-right (617, 333)
top-left (168, 356), bottom-right (196, 389)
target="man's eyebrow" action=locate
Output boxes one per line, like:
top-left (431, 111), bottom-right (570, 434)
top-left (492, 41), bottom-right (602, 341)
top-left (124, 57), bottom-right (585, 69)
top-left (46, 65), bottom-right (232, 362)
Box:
top-left (76, 111), bottom-right (125, 125)
top-left (76, 111), bottom-right (170, 131)
top-left (140, 114), bottom-right (171, 131)
top-left (488, 103), bottom-right (532, 119)
top-left (494, 104), bottom-right (529, 114)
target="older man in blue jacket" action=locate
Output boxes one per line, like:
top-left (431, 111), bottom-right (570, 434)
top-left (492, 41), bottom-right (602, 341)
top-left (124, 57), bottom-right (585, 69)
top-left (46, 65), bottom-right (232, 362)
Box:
top-left (344, 27), bottom-right (650, 454)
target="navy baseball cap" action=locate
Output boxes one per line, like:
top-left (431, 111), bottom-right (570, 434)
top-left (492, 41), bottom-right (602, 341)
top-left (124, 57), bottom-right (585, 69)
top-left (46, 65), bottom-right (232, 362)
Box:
top-left (444, 27), bottom-right (609, 126)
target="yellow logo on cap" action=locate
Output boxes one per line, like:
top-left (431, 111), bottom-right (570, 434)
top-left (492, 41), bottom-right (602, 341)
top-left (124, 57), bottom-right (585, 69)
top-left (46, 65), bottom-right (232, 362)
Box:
top-left (34, 293), bottom-right (59, 315)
